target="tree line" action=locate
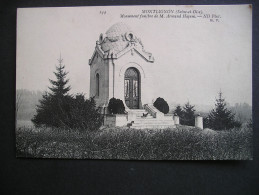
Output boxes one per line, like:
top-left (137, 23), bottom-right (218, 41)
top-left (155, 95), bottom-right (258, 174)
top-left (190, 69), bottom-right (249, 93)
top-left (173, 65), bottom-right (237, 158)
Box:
top-left (16, 89), bottom-right (44, 121)
top-left (153, 93), bottom-right (246, 130)
top-left (24, 56), bottom-right (250, 131)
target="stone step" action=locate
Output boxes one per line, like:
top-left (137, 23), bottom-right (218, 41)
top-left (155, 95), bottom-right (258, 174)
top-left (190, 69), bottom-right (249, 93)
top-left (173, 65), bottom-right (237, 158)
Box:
top-left (134, 120), bottom-right (174, 124)
top-left (129, 109), bottom-right (146, 112)
top-left (130, 111), bottom-right (148, 117)
top-left (133, 120), bottom-right (175, 124)
top-left (137, 116), bottom-right (154, 119)
top-left (130, 124), bottom-right (175, 129)
top-left (136, 116), bottom-right (154, 120)
top-left (135, 117), bottom-right (173, 121)
top-left (133, 118), bottom-right (174, 122)
top-left (134, 118), bottom-right (175, 122)
top-left (136, 113), bottom-right (148, 117)
top-left (132, 122), bottom-right (175, 126)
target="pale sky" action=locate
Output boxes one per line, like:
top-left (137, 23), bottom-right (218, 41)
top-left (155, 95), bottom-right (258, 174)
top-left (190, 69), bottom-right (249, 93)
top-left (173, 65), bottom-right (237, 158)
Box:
top-left (16, 5), bottom-right (252, 106)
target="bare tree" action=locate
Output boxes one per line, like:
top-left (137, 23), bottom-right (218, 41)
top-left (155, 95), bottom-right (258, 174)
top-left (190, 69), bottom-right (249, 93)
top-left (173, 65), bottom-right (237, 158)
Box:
top-left (16, 90), bottom-right (23, 124)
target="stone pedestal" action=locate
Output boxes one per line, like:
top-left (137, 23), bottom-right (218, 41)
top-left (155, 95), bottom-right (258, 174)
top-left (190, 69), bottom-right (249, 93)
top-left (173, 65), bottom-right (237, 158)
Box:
top-left (173, 115), bottom-right (180, 125)
top-left (104, 114), bottom-right (128, 127)
top-left (195, 115), bottom-right (203, 129)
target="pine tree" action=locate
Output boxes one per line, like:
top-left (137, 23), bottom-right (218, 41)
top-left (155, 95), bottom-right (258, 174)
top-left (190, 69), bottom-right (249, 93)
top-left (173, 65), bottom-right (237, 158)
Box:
top-left (32, 92), bottom-right (55, 127)
top-left (48, 56), bottom-right (71, 98)
top-left (182, 102), bottom-right (196, 126)
top-left (32, 56), bottom-right (103, 131)
top-left (32, 56), bottom-right (72, 128)
top-left (174, 105), bottom-right (183, 117)
top-left (173, 105), bottom-right (183, 124)
top-left (68, 95), bottom-right (103, 131)
top-left (208, 91), bottom-right (240, 130)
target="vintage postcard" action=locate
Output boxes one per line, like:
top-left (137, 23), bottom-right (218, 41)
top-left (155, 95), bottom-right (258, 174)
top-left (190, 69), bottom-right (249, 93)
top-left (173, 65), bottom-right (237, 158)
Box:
top-left (16, 5), bottom-right (252, 160)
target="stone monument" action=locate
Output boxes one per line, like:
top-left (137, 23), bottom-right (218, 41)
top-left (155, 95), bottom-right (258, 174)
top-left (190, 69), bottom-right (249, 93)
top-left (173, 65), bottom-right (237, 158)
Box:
top-left (89, 22), bottom-right (175, 129)
top-left (89, 22), bottom-right (155, 113)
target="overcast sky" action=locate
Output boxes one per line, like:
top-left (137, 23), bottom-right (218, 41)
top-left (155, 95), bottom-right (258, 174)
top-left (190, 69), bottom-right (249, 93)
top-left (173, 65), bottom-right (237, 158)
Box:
top-left (16, 5), bottom-right (252, 106)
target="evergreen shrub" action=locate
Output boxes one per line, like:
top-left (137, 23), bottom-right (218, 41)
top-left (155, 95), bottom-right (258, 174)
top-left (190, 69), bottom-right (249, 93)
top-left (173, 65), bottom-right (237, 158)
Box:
top-left (108, 98), bottom-right (125, 114)
top-left (153, 97), bottom-right (169, 114)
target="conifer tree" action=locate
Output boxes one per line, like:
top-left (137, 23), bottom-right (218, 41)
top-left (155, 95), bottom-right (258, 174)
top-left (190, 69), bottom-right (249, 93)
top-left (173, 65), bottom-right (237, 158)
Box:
top-left (48, 56), bottom-right (71, 98)
top-left (173, 105), bottom-right (184, 124)
top-left (32, 55), bottom-right (103, 131)
top-left (182, 102), bottom-right (196, 126)
top-left (174, 105), bottom-right (183, 117)
top-left (208, 91), bottom-right (240, 130)
top-left (32, 56), bottom-right (71, 127)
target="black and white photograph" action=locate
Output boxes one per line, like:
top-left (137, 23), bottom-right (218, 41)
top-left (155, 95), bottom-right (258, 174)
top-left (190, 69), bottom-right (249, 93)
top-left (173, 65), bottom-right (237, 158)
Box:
top-left (16, 5), bottom-right (252, 160)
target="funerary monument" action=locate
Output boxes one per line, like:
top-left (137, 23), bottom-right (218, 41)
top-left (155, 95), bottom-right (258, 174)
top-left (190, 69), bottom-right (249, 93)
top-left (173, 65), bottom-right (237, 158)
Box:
top-left (89, 22), bottom-right (177, 128)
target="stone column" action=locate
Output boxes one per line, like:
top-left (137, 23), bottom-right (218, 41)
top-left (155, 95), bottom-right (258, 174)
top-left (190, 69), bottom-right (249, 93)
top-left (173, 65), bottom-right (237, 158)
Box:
top-left (173, 114), bottom-right (180, 125)
top-left (195, 114), bottom-right (203, 129)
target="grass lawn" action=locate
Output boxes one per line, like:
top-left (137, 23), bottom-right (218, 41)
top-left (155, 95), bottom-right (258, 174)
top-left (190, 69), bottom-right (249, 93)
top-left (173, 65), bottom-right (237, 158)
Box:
top-left (16, 120), bottom-right (34, 128)
top-left (16, 122), bottom-right (253, 160)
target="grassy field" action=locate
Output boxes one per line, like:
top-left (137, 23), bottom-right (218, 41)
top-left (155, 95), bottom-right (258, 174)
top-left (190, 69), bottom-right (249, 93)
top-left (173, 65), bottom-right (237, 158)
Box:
top-left (16, 122), bottom-right (253, 160)
top-left (16, 120), bottom-right (34, 128)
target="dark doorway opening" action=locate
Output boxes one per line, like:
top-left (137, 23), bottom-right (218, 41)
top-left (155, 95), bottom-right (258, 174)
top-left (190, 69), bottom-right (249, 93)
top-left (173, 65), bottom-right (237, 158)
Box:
top-left (124, 67), bottom-right (140, 109)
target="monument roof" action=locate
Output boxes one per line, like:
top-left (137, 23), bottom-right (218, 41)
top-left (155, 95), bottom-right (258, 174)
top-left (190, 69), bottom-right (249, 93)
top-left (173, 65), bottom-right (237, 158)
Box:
top-left (100, 22), bottom-right (132, 54)
top-left (106, 22), bottom-right (132, 38)
top-left (89, 22), bottom-right (154, 65)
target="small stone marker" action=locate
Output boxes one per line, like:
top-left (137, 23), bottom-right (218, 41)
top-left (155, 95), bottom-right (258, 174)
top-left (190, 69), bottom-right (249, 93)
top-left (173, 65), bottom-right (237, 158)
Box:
top-left (173, 114), bottom-right (180, 125)
top-left (195, 114), bottom-right (203, 129)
